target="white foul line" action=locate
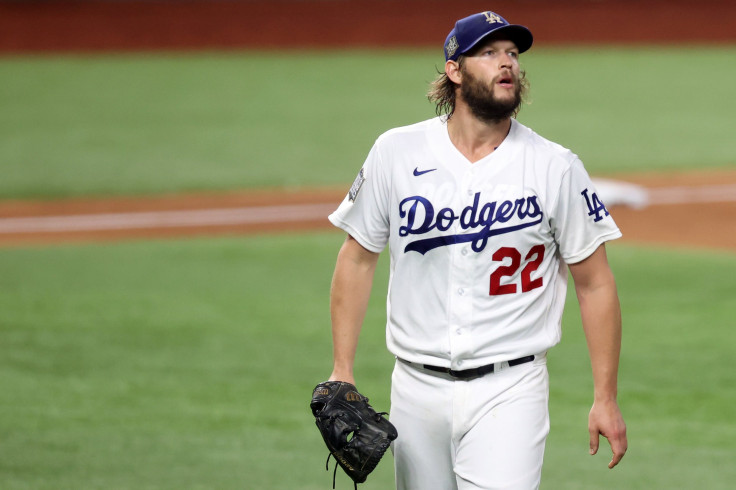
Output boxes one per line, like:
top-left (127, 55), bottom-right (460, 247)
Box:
top-left (0, 203), bottom-right (338, 234)
top-left (646, 184), bottom-right (736, 205)
top-left (0, 182), bottom-right (734, 235)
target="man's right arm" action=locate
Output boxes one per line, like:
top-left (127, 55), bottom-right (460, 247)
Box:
top-left (328, 234), bottom-right (381, 385)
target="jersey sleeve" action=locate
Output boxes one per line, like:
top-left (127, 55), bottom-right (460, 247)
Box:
top-left (550, 158), bottom-right (622, 264)
top-left (328, 141), bottom-right (391, 253)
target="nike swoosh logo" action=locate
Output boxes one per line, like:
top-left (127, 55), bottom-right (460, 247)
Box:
top-left (413, 167), bottom-right (437, 176)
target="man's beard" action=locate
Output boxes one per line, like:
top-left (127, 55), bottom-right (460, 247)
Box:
top-left (460, 67), bottom-right (522, 122)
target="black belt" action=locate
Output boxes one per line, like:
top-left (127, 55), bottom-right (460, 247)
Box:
top-left (404, 355), bottom-right (535, 380)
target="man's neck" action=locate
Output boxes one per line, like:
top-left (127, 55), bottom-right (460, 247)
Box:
top-left (446, 105), bottom-right (512, 163)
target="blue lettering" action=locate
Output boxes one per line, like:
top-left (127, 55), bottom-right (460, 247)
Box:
top-left (478, 201), bottom-right (496, 226)
top-left (400, 192), bottom-right (545, 254)
top-left (459, 193), bottom-right (480, 228)
top-left (581, 189), bottom-right (609, 222)
top-left (518, 196), bottom-right (541, 218)
top-left (436, 207), bottom-right (458, 231)
top-left (495, 200), bottom-right (515, 223)
top-left (398, 196), bottom-right (436, 236)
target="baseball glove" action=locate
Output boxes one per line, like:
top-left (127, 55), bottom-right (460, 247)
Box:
top-left (310, 381), bottom-right (398, 489)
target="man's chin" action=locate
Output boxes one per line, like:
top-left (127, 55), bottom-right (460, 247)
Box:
top-left (461, 86), bottom-right (522, 121)
top-left (493, 88), bottom-right (518, 102)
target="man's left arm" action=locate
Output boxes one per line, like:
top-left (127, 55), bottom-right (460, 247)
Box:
top-left (568, 243), bottom-right (628, 469)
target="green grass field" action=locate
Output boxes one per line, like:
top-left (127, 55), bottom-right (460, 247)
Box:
top-left (1, 237), bottom-right (734, 489)
top-left (1, 46), bottom-right (735, 489)
top-left (1, 46), bottom-right (735, 199)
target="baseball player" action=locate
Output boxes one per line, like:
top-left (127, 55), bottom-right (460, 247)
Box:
top-left (325, 10), bottom-right (627, 489)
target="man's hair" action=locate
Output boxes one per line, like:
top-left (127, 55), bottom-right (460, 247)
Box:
top-left (427, 57), bottom-right (530, 119)
top-left (427, 57), bottom-right (465, 119)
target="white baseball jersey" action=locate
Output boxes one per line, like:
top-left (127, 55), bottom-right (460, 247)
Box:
top-left (329, 116), bottom-right (621, 370)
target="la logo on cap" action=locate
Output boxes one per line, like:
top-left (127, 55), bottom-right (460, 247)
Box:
top-left (483, 12), bottom-right (502, 24)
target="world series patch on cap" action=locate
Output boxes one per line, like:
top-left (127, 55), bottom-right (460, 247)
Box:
top-left (444, 11), bottom-right (533, 61)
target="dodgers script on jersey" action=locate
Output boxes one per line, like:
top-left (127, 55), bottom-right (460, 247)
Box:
top-left (329, 117), bottom-right (621, 370)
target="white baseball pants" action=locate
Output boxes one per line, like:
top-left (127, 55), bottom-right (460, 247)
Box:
top-left (390, 355), bottom-right (550, 490)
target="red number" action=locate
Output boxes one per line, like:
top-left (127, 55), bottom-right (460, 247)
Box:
top-left (521, 245), bottom-right (545, 292)
top-left (489, 245), bottom-right (545, 296)
top-left (489, 247), bottom-right (520, 295)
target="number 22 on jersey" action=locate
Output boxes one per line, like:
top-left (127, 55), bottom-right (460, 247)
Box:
top-left (489, 245), bottom-right (545, 296)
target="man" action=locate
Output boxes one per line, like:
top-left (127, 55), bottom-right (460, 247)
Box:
top-left (326, 10), bottom-right (627, 490)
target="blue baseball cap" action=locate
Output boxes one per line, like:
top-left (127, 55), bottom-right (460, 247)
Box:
top-left (444, 11), bottom-right (533, 61)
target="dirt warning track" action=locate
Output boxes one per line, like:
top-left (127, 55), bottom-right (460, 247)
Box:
top-left (2, 0), bottom-right (735, 53)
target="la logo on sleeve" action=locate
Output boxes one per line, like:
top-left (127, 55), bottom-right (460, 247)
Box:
top-left (581, 189), bottom-right (610, 222)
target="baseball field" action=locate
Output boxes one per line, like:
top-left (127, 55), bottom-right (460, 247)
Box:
top-left (1, 1), bottom-right (735, 489)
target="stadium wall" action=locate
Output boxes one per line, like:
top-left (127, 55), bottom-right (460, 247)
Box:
top-left (1, 0), bottom-right (735, 53)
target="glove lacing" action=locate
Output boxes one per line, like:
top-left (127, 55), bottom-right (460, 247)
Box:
top-left (325, 452), bottom-right (356, 490)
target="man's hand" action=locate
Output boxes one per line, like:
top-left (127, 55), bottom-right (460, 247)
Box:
top-left (588, 398), bottom-right (627, 468)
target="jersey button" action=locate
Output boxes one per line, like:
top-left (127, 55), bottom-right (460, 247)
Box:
top-left (457, 288), bottom-right (465, 295)
top-left (461, 248), bottom-right (469, 256)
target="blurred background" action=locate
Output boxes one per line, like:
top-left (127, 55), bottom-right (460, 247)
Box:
top-left (0, 1), bottom-right (734, 489)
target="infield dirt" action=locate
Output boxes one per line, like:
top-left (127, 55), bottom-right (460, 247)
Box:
top-left (0, 169), bottom-right (735, 252)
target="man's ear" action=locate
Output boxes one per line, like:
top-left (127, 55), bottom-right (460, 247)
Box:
top-left (446, 60), bottom-right (462, 85)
